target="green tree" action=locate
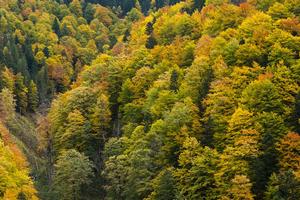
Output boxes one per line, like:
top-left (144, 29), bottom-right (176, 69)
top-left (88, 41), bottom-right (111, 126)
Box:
top-left (145, 21), bottom-right (154, 35)
top-left (14, 73), bottom-right (28, 114)
top-left (27, 80), bottom-right (38, 112)
top-left (59, 110), bottom-right (91, 154)
top-left (265, 170), bottom-right (300, 200)
top-left (84, 3), bottom-right (95, 23)
top-left (146, 35), bottom-right (157, 49)
top-left (240, 79), bottom-right (283, 114)
top-left (180, 56), bottom-right (212, 105)
top-left (53, 149), bottom-right (94, 200)
top-left (252, 112), bottom-right (287, 197)
top-left (90, 94), bottom-right (111, 144)
top-left (202, 77), bottom-right (237, 147)
top-left (126, 8), bottom-right (143, 22)
top-left (169, 70), bottom-right (179, 92)
top-left (148, 168), bottom-right (178, 200)
top-left (175, 137), bottom-right (219, 200)
top-left (69, 0), bottom-right (83, 17)
top-left (52, 17), bottom-right (61, 37)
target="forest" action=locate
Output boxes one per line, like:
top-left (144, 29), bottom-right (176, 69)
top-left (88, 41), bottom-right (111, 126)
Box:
top-left (0, 0), bottom-right (299, 199)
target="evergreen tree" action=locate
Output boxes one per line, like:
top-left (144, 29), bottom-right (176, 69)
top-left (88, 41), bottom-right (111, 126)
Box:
top-left (14, 73), bottom-right (28, 114)
top-left (139, 0), bottom-right (151, 14)
top-left (169, 70), bottom-right (179, 92)
top-left (84, 3), bottom-right (95, 23)
top-left (43, 47), bottom-right (50, 58)
top-left (265, 170), bottom-right (300, 200)
top-left (52, 18), bottom-right (61, 37)
top-left (145, 21), bottom-right (154, 35)
top-left (123, 29), bottom-right (131, 42)
top-left (145, 35), bottom-right (157, 49)
top-left (27, 80), bottom-right (39, 112)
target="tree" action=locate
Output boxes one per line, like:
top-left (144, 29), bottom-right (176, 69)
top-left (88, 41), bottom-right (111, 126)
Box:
top-left (271, 64), bottom-right (299, 123)
top-left (148, 168), bottom-right (178, 200)
top-left (59, 110), bottom-right (90, 153)
top-left (14, 73), bottom-right (28, 114)
top-left (123, 29), bottom-right (131, 42)
top-left (265, 170), bottom-right (300, 200)
top-left (252, 112), bottom-right (287, 197)
top-left (0, 67), bottom-right (15, 91)
top-left (52, 18), bottom-right (61, 37)
top-left (53, 149), bottom-right (94, 200)
top-left (180, 56), bottom-right (212, 105)
top-left (227, 175), bottom-right (255, 200)
top-left (277, 132), bottom-right (300, 177)
top-left (69, 0), bottom-right (83, 17)
top-left (216, 127), bottom-right (259, 197)
top-left (202, 77), bottom-right (237, 147)
top-left (225, 108), bottom-right (255, 147)
top-left (169, 70), bottom-right (179, 92)
top-left (90, 94), bottom-right (111, 144)
top-left (27, 80), bottom-right (39, 112)
top-left (240, 79), bottom-right (283, 114)
top-left (0, 88), bottom-right (15, 121)
top-left (146, 34), bottom-right (157, 49)
top-left (145, 21), bottom-right (154, 35)
top-left (175, 137), bottom-right (219, 199)
top-left (84, 3), bottom-right (95, 23)
top-left (103, 154), bottom-right (130, 200)
top-left (139, 0), bottom-right (151, 14)
top-left (126, 8), bottom-right (143, 22)
top-left (0, 126), bottom-right (37, 199)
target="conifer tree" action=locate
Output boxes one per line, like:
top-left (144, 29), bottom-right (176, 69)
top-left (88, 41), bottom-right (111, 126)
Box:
top-left (52, 18), bottom-right (61, 37)
top-left (265, 170), bottom-right (300, 200)
top-left (145, 35), bottom-right (157, 49)
top-left (27, 80), bottom-right (39, 112)
top-left (14, 73), bottom-right (28, 114)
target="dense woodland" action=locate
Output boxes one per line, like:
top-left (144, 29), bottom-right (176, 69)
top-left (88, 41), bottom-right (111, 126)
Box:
top-left (0, 0), bottom-right (300, 199)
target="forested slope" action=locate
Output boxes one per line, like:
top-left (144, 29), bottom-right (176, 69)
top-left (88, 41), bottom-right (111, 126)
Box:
top-left (0, 88), bottom-right (37, 199)
top-left (0, 0), bottom-right (300, 200)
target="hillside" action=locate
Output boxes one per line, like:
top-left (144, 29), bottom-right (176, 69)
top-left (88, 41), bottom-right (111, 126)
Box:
top-left (0, 89), bottom-right (37, 199)
top-left (0, 0), bottom-right (300, 199)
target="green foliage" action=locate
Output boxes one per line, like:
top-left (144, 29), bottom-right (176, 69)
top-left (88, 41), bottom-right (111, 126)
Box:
top-left (14, 73), bottom-right (28, 114)
top-left (179, 56), bottom-right (212, 104)
top-left (175, 137), bottom-right (219, 199)
top-left (27, 80), bottom-right (39, 112)
top-left (148, 168), bottom-right (178, 200)
top-left (2, 1), bottom-right (300, 199)
top-left (241, 79), bottom-right (283, 113)
top-left (53, 149), bottom-right (94, 200)
top-left (265, 170), bottom-right (300, 200)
